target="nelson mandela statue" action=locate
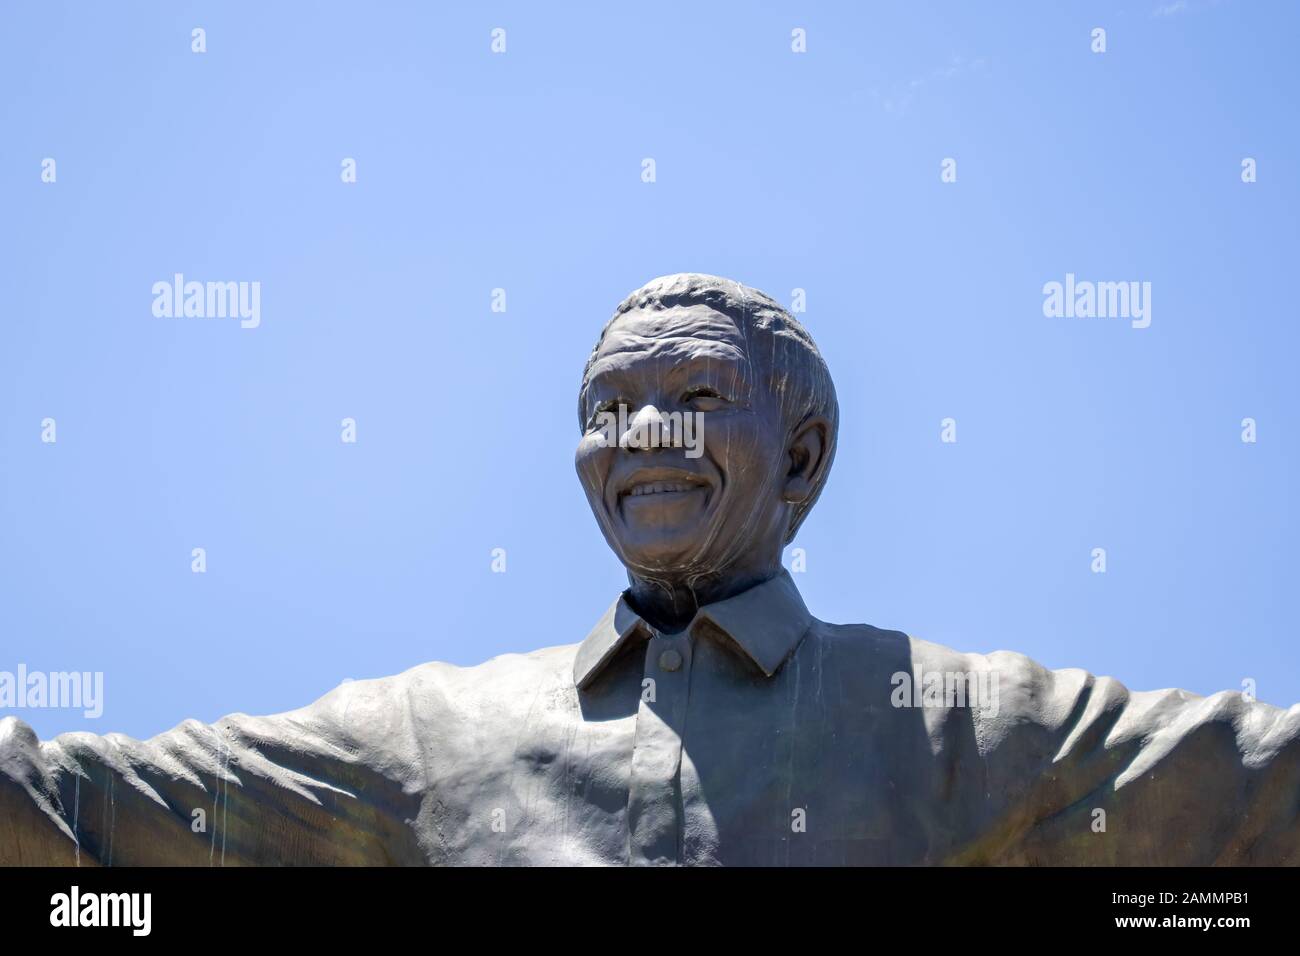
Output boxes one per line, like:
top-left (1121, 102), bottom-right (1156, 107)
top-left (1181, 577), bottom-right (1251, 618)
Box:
top-left (2, 274), bottom-right (1297, 866)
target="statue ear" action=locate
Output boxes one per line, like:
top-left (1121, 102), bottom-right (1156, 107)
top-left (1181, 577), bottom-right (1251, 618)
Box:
top-left (781, 415), bottom-right (830, 505)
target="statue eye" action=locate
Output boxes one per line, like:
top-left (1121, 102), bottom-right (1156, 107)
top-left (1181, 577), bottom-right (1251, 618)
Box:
top-left (681, 387), bottom-right (727, 409)
top-left (587, 399), bottom-right (630, 430)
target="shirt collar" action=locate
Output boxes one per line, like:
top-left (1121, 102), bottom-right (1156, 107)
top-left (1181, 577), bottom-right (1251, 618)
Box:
top-left (574, 570), bottom-right (813, 690)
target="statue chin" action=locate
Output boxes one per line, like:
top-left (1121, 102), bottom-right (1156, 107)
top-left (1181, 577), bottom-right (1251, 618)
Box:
top-left (619, 548), bottom-right (709, 579)
top-left (608, 521), bottom-right (720, 574)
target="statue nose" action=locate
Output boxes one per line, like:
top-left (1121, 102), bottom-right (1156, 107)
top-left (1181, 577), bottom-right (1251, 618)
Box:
top-left (620, 404), bottom-right (666, 451)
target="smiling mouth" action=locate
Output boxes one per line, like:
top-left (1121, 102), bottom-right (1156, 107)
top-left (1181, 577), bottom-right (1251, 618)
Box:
top-left (615, 470), bottom-right (711, 510)
top-left (625, 480), bottom-right (704, 497)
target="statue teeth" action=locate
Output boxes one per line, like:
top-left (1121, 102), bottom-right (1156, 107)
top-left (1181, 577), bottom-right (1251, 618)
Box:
top-left (630, 481), bottom-right (693, 496)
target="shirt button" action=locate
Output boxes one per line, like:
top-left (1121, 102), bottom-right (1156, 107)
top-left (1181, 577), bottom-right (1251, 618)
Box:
top-left (658, 648), bottom-right (683, 672)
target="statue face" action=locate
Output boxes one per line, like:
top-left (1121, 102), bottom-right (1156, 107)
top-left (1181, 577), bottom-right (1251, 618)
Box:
top-left (576, 304), bottom-right (791, 578)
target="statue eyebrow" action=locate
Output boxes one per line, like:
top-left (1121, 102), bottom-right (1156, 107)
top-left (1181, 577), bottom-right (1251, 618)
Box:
top-left (672, 353), bottom-right (749, 389)
top-left (583, 350), bottom-right (749, 399)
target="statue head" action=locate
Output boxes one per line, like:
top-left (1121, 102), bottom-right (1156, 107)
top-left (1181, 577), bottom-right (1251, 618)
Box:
top-left (575, 273), bottom-right (838, 621)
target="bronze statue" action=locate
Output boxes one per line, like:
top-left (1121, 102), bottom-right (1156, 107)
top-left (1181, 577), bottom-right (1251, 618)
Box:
top-left (2, 274), bottom-right (1296, 865)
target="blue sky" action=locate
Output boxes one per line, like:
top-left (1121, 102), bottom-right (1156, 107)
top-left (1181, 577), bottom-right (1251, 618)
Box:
top-left (2, 0), bottom-right (1297, 740)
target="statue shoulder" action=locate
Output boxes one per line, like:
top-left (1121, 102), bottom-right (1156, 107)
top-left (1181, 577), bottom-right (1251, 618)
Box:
top-left (237, 641), bottom-right (583, 746)
top-left (827, 624), bottom-right (1300, 767)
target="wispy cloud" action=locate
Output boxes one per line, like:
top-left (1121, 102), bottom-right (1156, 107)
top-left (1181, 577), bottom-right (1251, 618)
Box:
top-left (868, 55), bottom-right (988, 116)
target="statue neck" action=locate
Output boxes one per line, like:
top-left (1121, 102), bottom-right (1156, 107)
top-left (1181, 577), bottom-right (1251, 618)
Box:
top-left (625, 563), bottom-right (782, 634)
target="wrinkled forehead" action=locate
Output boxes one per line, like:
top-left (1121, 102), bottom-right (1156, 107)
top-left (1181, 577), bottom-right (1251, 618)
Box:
top-left (587, 305), bottom-right (750, 378)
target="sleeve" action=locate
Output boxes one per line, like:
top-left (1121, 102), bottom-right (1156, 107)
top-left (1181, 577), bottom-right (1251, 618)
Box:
top-left (935, 646), bottom-right (1300, 865)
top-left (0, 674), bottom-right (430, 866)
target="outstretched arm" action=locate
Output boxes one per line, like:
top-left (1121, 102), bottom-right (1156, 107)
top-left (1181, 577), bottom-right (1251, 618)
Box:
top-left (0, 675), bottom-right (429, 866)
top-left (928, 644), bottom-right (1300, 864)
